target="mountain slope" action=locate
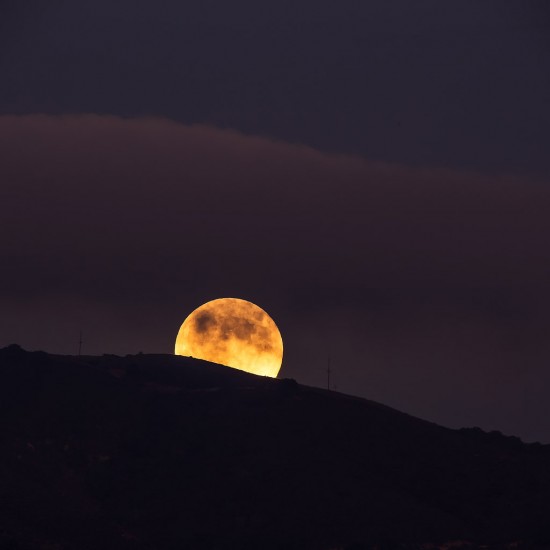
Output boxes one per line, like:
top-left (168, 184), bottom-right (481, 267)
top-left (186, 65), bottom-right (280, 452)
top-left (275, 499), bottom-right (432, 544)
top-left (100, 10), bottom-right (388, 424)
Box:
top-left (1, 345), bottom-right (549, 550)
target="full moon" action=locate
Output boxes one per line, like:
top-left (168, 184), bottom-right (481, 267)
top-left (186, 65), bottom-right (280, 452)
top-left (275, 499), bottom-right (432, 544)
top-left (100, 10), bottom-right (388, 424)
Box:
top-left (174, 298), bottom-right (283, 377)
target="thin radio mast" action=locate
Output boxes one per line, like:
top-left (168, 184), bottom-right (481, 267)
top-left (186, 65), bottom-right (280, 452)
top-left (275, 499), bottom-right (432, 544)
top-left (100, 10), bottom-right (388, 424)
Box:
top-left (327, 352), bottom-right (331, 391)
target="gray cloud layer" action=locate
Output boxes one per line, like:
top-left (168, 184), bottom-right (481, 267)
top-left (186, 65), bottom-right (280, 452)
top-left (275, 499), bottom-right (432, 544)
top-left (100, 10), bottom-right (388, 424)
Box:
top-left (2, 1), bottom-right (549, 176)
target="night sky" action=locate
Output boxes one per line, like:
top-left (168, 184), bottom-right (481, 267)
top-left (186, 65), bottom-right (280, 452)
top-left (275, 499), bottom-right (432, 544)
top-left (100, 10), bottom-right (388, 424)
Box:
top-left (2, 1), bottom-right (550, 443)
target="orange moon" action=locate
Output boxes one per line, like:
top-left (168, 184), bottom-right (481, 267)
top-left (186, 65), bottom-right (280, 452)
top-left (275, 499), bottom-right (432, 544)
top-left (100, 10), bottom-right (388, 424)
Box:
top-left (174, 298), bottom-right (283, 377)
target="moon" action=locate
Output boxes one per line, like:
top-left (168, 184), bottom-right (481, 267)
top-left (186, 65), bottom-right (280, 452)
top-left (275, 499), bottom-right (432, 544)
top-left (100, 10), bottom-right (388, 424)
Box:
top-left (174, 298), bottom-right (283, 377)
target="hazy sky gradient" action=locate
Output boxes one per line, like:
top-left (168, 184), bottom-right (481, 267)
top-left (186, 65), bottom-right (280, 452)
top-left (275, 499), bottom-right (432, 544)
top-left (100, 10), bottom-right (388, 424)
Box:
top-left (2, 114), bottom-right (550, 442)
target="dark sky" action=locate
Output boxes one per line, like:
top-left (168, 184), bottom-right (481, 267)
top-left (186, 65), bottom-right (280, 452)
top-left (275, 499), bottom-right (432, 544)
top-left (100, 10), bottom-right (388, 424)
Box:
top-left (1, 1), bottom-right (550, 442)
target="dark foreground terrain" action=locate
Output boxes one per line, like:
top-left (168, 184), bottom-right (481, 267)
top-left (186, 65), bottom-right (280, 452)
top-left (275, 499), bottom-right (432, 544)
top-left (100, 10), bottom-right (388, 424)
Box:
top-left (1, 345), bottom-right (550, 550)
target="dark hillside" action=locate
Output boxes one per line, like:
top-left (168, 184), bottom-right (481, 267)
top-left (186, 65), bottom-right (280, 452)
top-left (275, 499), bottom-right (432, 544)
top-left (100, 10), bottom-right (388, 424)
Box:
top-left (1, 345), bottom-right (549, 550)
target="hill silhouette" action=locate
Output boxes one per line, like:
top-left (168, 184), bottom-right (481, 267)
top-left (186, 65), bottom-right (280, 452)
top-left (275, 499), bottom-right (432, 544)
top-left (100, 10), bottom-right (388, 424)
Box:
top-left (1, 345), bottom-right (549, 550)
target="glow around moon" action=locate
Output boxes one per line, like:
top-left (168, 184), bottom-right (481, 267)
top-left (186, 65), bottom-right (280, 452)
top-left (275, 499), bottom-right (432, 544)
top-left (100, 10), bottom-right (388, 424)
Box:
top-left (174, 298), bottom-right (283, 377)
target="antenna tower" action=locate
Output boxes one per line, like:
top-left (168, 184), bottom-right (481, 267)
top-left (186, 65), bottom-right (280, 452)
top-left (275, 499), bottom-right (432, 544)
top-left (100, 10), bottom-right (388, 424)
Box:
top-left (327, 352), bottom-right (331, 391)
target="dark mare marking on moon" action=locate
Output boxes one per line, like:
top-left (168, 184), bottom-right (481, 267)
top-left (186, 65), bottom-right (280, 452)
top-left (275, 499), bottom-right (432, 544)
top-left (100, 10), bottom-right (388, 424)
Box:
top-left (195, 312), bottom-right (216, 333)
top-left (221, 317), bottom-right (256, 341)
